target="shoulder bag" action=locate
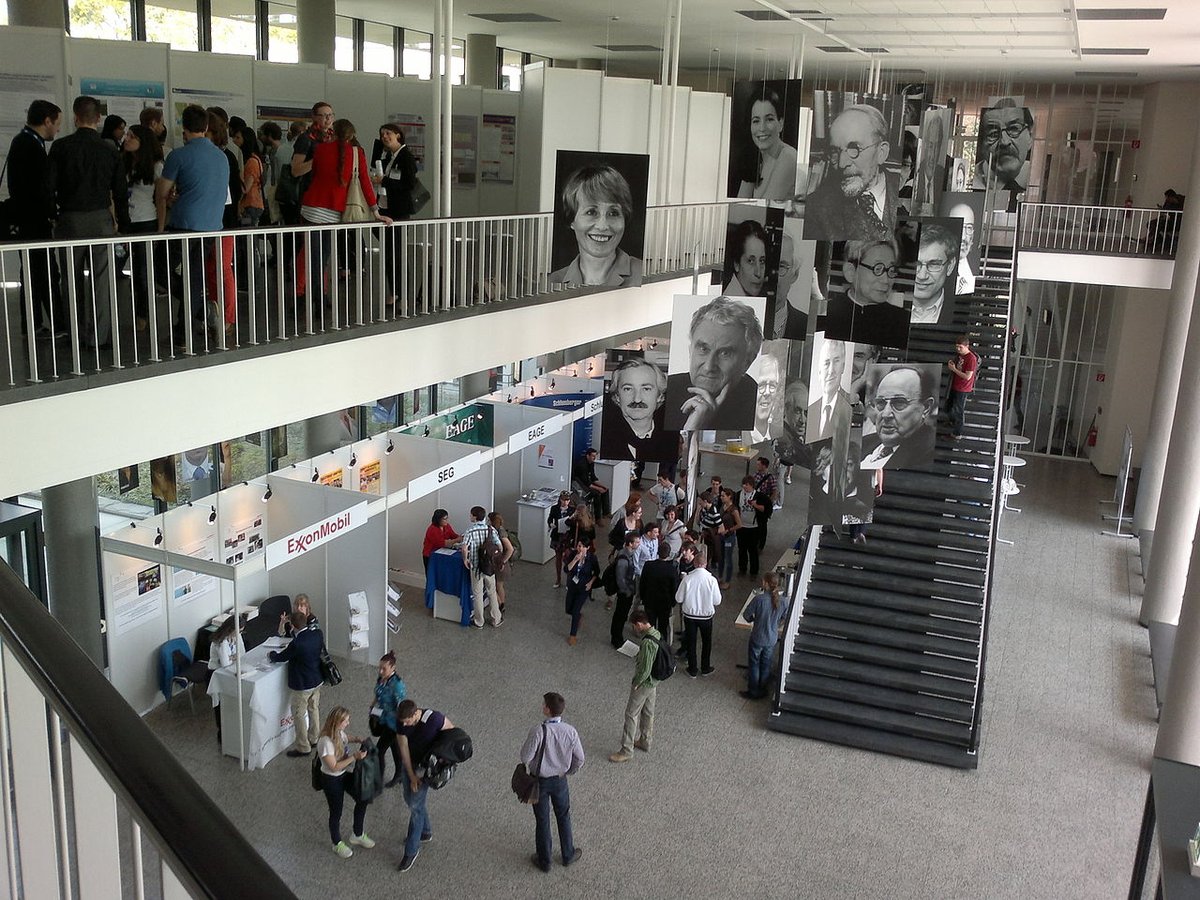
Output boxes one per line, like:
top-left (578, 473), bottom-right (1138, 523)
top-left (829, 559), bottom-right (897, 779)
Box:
top-left (409, 176), bottom-right (431, 214)
top-left (341, 148), bottom-right (372, 223)
top-left (318, 642), bottom-right (342, 686)
top-left (511, 723), bottom-right (547, 804)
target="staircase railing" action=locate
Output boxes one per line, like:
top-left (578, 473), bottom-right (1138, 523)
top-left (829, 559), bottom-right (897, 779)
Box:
top-left (1017, 201), bottom-right (1181, 259)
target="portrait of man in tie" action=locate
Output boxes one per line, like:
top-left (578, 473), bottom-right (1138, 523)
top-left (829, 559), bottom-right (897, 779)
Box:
top-left (806, 335), bottom-right (854, 445)
top-left (860, 362), bottom-right (939, 471)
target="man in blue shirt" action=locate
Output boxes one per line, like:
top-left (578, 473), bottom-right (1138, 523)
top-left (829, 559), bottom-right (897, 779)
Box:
top-left (155, 103), bottom-right (228, 347)
top-left (519, 692), bottom-right (584, 872)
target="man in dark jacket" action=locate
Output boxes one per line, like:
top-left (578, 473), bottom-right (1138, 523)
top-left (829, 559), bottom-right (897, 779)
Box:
top-left (639, 543), bottom-right (680, 641)
top-left (269, 611), bottom-right (324, 757)
top-left (7, 99), bottom-right (63, 339)
top-left (610, 533), bottom-right (640, 649)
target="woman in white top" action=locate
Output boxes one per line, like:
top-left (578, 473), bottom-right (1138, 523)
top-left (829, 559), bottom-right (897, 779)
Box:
top-left (206, 615), bottom-right (244, 745)
top-left (317, 706), bottom-right (373, 859)
top-left (736, 89), bottom-right (799, 202)
top-left (660, 505), bottom-right (687, 559)
top-left (122, 124), bottom-right (165, 331)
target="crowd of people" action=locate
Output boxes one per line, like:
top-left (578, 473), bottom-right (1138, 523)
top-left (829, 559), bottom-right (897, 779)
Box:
top-left (6, 95), bottom-right (420, 351)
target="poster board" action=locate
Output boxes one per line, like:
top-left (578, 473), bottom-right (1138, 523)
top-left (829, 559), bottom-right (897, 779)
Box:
top-left (0, 27), bottom-right (67, 198)
top-left (481, 113), bottom-right (516, 183)
top-left (168, 50), bottom-right (253, 146)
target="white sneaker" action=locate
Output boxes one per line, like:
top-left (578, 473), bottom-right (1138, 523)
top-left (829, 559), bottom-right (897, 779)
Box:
top-left (785, 474), bottom-right (792, 484)
top-left (333, 841), bottom-right (353, 859)
top-left (349, 833), bottom-right (375, 849)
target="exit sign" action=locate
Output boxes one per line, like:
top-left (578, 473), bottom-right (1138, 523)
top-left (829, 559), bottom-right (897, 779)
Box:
top-left (1132, 139), bottom-right (1141, 149)
top-left (1096, 373), bottom-right (1106, 382)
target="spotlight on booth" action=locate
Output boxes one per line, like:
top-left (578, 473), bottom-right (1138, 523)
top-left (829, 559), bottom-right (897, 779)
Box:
top-left (529, 386), bottom-right (535, 397)
top-left (154, 528), bottom-right (164, 546)
top-left (208, 506), bottom-right (217, 523)
top-left (423, 425), bottom-right (431, 437)
top-left (262, 485), bottom-right (273, 503)
top-left (311, 470), bottom-right (320, 483)
top-left (386, 438), bottom-right (394, 454)
top-left (349, 452), bottom-right (357, 468)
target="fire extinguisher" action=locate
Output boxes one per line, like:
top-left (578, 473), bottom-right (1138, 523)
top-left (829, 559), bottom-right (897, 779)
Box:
top-left (1087, 419), bottom-right (1098, 447)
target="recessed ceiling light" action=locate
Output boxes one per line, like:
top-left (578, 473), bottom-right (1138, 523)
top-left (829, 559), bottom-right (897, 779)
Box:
top-left (594, 44), bottom-right (662, 52)
top-left (1075, 71), bottom-right (1140, 78)
top-left (468, 12), bottom-right (559, 23)
top-left (1081, 48), bottom-right (1150, 55)
top-left (1076, 8), bottom-right (1166, 20)
top-left (736, 9), bottom-right (788, 21)
top-left (817, 46), bottom-right (855, 53)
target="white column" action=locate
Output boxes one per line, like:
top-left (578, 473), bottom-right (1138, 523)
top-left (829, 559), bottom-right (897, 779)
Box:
top-left (296, 0), bottom-right (335, 69)
top-left (1154, 504), bottom-right (1200, 765)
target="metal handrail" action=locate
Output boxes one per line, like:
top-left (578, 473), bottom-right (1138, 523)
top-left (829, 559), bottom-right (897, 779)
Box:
top-left (1017, 201), bottom-right (1181, 259)
top-left (0, 558), bottom-right (297, 899)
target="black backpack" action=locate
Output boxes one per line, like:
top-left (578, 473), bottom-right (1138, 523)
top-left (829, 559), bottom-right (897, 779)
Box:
top-left (601, 560), bottom-right (619, 596)
top-left (421, 727), bottom-right (473, 790)
top-left (650, 635), bottom-right (676, 681)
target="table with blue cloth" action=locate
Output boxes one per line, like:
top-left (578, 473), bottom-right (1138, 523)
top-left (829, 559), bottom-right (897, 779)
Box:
top-left (424, 548), bottom-right (472, 626)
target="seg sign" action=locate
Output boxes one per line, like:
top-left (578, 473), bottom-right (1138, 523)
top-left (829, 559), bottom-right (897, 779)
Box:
top-left (408, 451), bottom-right (483, 500)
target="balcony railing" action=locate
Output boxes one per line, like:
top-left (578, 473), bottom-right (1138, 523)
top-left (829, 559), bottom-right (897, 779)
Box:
top-left (1017, 201), bottom-right (1182, 259)
top-left (0, 202), bottom-right (732, 393)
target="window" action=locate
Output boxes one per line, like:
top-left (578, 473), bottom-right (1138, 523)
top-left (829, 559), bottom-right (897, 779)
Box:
top-left (403, 29), bottom-right (432, 79)
top-left (529, 54), bottom-right (552, 69)
top-left (500, 48), bottom-right (523, 92)
top-left (334, 15), bottom-right (354, 71)
top-left (210, 0), bottom-right (258, 57)
top-left (265, 2), bottom-right (298, 63)
top-left (68, 0), bottom-right (133, 40)
top-left (362, 21), bottom-right (395, 76)
top-left (450, 39), bottom-right (464, 85)
top-left (144, 0), bottom-right (199, 51)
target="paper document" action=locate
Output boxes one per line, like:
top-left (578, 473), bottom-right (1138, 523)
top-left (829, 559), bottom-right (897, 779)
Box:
top-left (617, 640), bottom-right (639, 657)
top-left (262, 636), bottom-right (288, 649)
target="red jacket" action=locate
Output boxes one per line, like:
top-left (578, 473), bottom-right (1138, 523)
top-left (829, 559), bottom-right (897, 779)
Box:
top-left (300, 141), bottom-right (377, 213)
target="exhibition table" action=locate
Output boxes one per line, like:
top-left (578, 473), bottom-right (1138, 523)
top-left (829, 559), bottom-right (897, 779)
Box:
top-left (700, 443), bottom-right (758, 478)
top-left (207, 642), bottom-right (294, 770)
top-left (424, 548), bottom-right (472, 625)
top-left (518, 492), bottom-right (557, 564)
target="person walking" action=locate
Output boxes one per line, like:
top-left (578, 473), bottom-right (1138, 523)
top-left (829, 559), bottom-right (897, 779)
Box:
top-left (520, 692), bottom-right (585, 872)
top-left (740, 572), bottom-right (787, 700)
top-left (268, 611), bottom-right (324, 757)
top-left (945, 335), bottom-right (979, 440)
top-left (373, 650), bottom-right (407, 786)
top-left (316, 706), bottom-right (374, 859)
top-left (395, 699), bottom-right (455, 873)
top-left (609, 611), bottom-right (661, 762)
top-left (677, 548), bottom-right (722, 677)
top-left (563, 538), bottom-right (599, 645)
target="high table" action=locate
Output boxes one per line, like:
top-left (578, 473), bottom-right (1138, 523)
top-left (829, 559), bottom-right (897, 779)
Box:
top-left (424, 547), bottom-right (472, 625)
top-left (699, 443), bottom-right (759, 479)
top-left (517, 494), bottom-right (556, 563)
top-left (206, 642), bottom-right (294, 770)
top-left (1001, 455), bottom-right (1027, 514)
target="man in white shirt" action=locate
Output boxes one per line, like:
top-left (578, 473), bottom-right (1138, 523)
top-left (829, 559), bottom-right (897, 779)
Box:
top-left (675, 548), bottom-right (721, 677)
top-left (632, 523), bottom-right (659, 576)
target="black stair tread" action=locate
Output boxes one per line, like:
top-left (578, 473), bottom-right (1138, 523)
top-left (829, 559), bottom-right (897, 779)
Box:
top-left (799, 614), bottom-right (980, 658)
top-left (781, 673), bottom-right (974, 723)
top-left (794, 633), bottom-right (980, 679)
top-left (767, 712), bottom-right (978, 769)
top-left (875, 494), bottom-right (994, 521)
top-left (806, 580), bottom-right (983, 622)
top-left (802, 596), bottom-right (982, 640)
top-left (864, 523), bottom-right (990, 552)
top-left (815, 548), bottom-right (987, 587)
top-left (872, 507), bottom-right (993, 537)
top-left (818, 533), bottom-right (987, 568)
top-left (777, 693), bottom-right (973, 745)
top-left (883, 471), bottom-right (994, 501)
top-left (788, 652), bottom-right (977, 700)
top-left (810, 564), bottom-right (985, 603)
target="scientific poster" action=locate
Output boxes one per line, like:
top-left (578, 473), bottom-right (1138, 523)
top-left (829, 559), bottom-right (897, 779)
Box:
top-left (481, 114), bottom-right (516, 183)
top-left (223, 513), bottom-right (264, 566)
top-left (359, 460), bottom-right (382, 495)
top-left (452, 114), bottom-right (478, 186)
top-left (172, 536), bottom-right (218, 608)
top-left (0, 72), bottom-right (62, 196)
top-left (80, 77), bottom-right (165, 124)
top-left (110, 560), bottom-right (164, 634)
top-left (389, 113), bottom-right (426, 172)
top-left (172, 86), bottom-right (251, 146)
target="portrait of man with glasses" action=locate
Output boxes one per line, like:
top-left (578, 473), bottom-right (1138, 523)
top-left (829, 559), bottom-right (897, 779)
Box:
top-left (860, 363), bottom-right (938, 470)
top-left (821, 237), bottom-right (912, 350)
top-left (804, 102), bottom-right (899, 242)
top-left (972, 100), bottom-right (1034, 192)
top-left (909, 220), bottom-right (962, 326)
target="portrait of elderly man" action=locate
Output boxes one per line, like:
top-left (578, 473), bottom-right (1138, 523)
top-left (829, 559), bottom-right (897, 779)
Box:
top-left (822, 237), bottom-right (911, 350)
top-left (806, 337), bottom-right (853, 444)
top-left (909, 223), bottom-right (960, 326)
top-left (944, 198), bottom-right (977, 295)
top-left (769, 221), bottom-right (816, 340)
top-left (914, 108), bottom-right (950, 213)
top-left (805, 103), bottom-right (899, 242)
top-left (860, 364), bottom-right (938, 470)
top-left (774, 380), bottom-right (811, 481)
top-left (750, 342), bottom-right (788, 445)
top-left (972, 101), bottom-right (1034, 192)
top-left (665, 296), bottom-right (764, 432)
top-left (600, 357), bottom-right (679, 463)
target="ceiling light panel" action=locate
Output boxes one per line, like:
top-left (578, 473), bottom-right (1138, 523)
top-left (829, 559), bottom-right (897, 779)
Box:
top-left (1081, 48), bottom-right (1151, 55)
top-left (1076, 8), bottom-right (1166, 20)
top-left (467, 12), bottom-right (559, 23)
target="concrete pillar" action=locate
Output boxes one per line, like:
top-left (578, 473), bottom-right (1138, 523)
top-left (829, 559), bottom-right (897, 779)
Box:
top-left (9, 0), bottom-right (65, 29)
top-left (41, 479), bottom-right (104, 667)
top-left (297, 0), bottom-right (335, 69)
top-left (460, 369), bottom-right (493, 402)
top-left (575, 59), bottom-right (603, 70)
top-left (1155, 505), bottom-right (1200, 765)
top-left (465, 34), bottom-right (497, 88)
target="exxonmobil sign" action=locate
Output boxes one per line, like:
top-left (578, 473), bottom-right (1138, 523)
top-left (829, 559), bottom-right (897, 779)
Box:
top-left (265, 502), bottom-right (368, 570)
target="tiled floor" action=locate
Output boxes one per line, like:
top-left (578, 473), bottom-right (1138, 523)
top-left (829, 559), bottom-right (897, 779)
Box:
top-left (143, 455), bottom-right (1157, 899)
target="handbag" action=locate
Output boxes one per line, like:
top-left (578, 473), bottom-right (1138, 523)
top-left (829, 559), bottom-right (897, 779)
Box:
top-left (318, 643), bottom-right (342, 687)
top-left (409, 177), bottom-right (431, 213)
top-left (368, 704), bottom-right (383, 737)
top-left (341, 149), bottom-right (372, 223)
top-left (510, 723), bottom-right (547, 804)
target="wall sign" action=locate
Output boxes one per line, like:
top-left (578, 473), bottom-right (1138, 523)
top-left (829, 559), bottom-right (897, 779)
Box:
top-left (265, 502), bottom-right (368, 570)
top-left (408, 451), bottom-right (482, 501)
top-left (507, 415), bottom-right (567, 452)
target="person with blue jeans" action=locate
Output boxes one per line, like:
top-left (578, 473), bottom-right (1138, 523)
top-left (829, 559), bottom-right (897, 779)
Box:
top-left (718, 488), bottom-right (741, 588)
top-left (741, 572), bottom-right (787, 700)
top-left (395, 699), bottom-right (455, 872)
top-left (519, 692), bottom-right (585, 872)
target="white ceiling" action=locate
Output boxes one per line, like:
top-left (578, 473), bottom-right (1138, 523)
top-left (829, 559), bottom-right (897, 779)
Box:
top-left (336, 0), bottom-right (1200, 83)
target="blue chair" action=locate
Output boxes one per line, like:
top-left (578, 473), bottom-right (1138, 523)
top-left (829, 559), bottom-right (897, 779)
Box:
top-left (157, 638), bottom-right (207, 712)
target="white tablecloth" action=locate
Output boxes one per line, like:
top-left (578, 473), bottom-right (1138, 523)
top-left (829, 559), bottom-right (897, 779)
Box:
top-left (206, 641), bottom-right (295, 770)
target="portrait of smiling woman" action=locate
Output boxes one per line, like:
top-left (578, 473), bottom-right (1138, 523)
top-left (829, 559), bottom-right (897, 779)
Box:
top-left (550, 150), bottom-right (650, 290)
top-left (727, 79), bottom-right (802, 201)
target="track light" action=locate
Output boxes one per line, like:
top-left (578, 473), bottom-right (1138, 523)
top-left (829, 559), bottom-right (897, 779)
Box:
top-left (349, 452), bottom-right (357, 468)
top-left (311, 469), bottom-right (319, 482)
top-left (550, 379), bottom-right (556, 390)
top-left (586, 362), bottom-right (593, 373)
top-left (529, 386), bottom-right (535, 397)
top-left (386, 438), bottom-right (394, 454)
top-left (154, 528), bottom-right (164, 546)
top-left (507, 395), bottom-right (513, 403)
top-left (208, 506), bottom-right (217, 524)
top-left (262, 485), bottom-right (273, 502)
top-left (423, 425), bottom-right (431, 437)
top-left (650, 339), bottom-right (657, 349)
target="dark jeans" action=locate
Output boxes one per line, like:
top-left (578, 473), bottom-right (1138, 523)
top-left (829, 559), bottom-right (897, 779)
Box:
top-left (947, 390), bottom-right (970, 436)
top-left (747, 641), bottom-right (774, 698)
top-left (646, 604), bottom-right (672, 643)
top-left (610, 591), bottom-right (634, 648)
top-left (401, 776), bottom-right (431, 859)
top-left (15, 222), bottom-right (62, 334)
top-left (169, 231), bottom-right (214, 326)
top-left (684, 615), bottom-right (713, 673)
top-left (532, 774), bottom-right (576, 868)
top-left (757, 519), bottom-right (769, 553)
top-left (321, 771), bottom-right (367, 845)
top-left (125, 220), bottom-right (163, 318)
top-left (375, 724), bottom-right (401, 781)
top-left (737, 527), bottom-right (760, 577)
top-left (566, 588), bottom-right (589, 636)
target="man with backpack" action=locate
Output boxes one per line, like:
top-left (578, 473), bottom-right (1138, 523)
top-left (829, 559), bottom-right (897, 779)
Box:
top-left (609, 532), bottom-right (640, 649)
top-left (609, 611), bottom-right (669, 762)
top-left (461, 505), bottom-right (503, 629)
top-left (395, 700), bottom-right (456, 872)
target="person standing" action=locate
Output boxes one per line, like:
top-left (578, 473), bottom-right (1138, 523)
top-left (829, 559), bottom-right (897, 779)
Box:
top-left (461, 505), bottom-right (503, 628)
top-left (740, 573), bottom-right (787, 700)
top-left (547, 491), bottom-right (576, 588)
top-left (488, 512), bottom-right (516, 614)
top-left (373, 651), bottom-right (407, 786)
top-left (47, 95), bottom-right (130, 350)
top-left (610, 532), bottom-right (640, 649)
top-left (520, 692), bottom-right (584, 872)
top-left (717, 488), bottom-right (741, 589)
top-left (677, 548), bottom-right (721, 677)
top-left (316, 706), bottom-right (373, 859)
top-left (571, 448), bottom-right (609, 521)
top-left (121, 124), bottom-right (164, 331)
top-left (752, 456), bottom-right (778, 552)
top-left (736, 476), bottom-right (769, 579)
top-left (8, 99), bottom-right (63, 340)
top-left (268, 611), bottom-right (324, 757)
top-left (563, 539), bottom-right (598, 646)
top-left (639, 543), bottom-right (681, 641)
top-left (609, 611), bottom-right (661, 763)
top-left (395, 699), bottom-right (455, 873)
top-left (946, 335), bottom-right (979, 440)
